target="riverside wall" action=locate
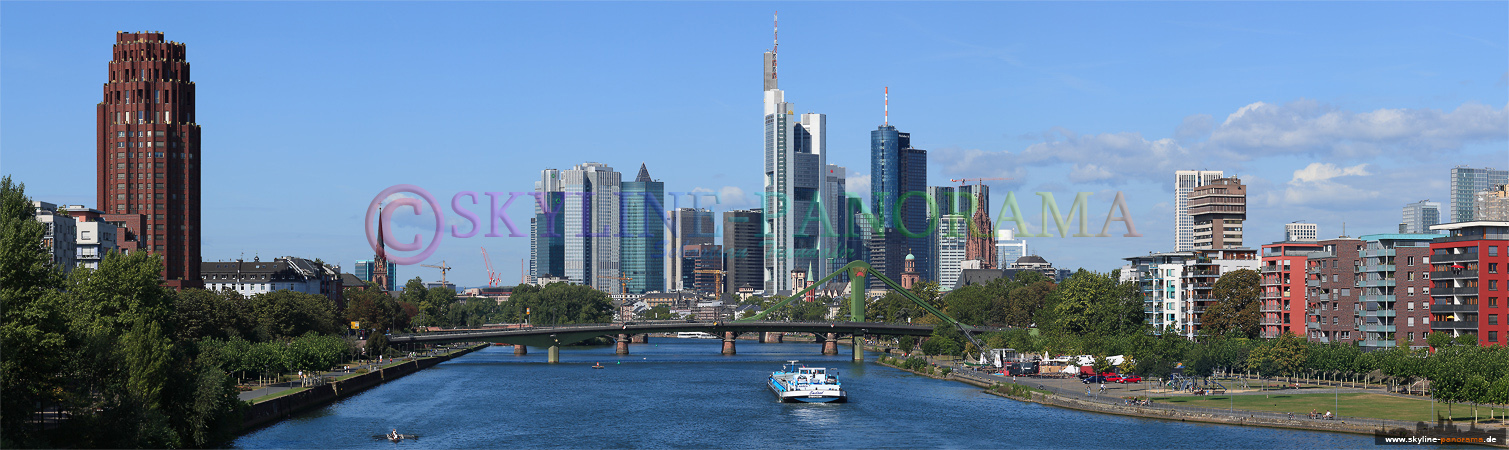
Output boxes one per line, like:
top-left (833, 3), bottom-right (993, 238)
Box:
top-left (240, 345), bottom-right (486, 432)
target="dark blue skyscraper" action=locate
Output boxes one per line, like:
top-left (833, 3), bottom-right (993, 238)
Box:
top-left (870, 124), bottom-right (928, 288)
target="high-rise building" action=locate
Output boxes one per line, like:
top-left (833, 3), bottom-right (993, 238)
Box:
top-left (1401, 200), bottom-right (1442, 234)
top-left (1451, 167), bottom-right (1509, 223)
top-left (680, 243), bottom-right (724, 295)
top-left (620, 163), bottom-right (666, 294)
top-left (1474, 185), bottom-right (1509, 221)
top-left (1174, 170), bottom-right (1224, 251)
top-left (823, 164), bottom-right (853, 281)
top-left (870, 123), bottom-right (928, 289)
top-left (354, 259), bottom-right (398, 292)
top-left (723, 209), bottom-right (764, 294)
top-left (1429, 221), bottom-right (1509, 347)
top-left (1122, 248), bottom-right (1259, 338)
top-left (667, 208), bottom-right (715, 291)
top-left (995, 229), bottom-right (1027, 270)
top-left (1304, 238), bottom-right (1364, 345)
top-left (532, 169), bottom-right (567, 281)
top-left (563, 162), bottom-right (622, 294)
top-left (762, 27), bottom-right (829, 293)
top-left (97, 31), bottom-right (202, 288)
top-left (1356, 234), bottom-right (1436, 351)
top-left (1284, 222), bottom-right (1318, 242)
top-left (935, 214), bottom-right (967, 290)
top-left (1190, 177), bottom-right (1247, 249)
top-left (1260, 241), bottom-right (1323, 339)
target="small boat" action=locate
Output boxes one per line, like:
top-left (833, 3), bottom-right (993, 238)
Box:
top-left (676, 332), bottom-right (716, 339)
top-left (377, 429), bottom-right (418, 443)
top-left (768, 361), bottom-right (846, 403)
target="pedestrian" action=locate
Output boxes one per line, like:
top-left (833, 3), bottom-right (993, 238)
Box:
top-left (1087, 386), bottom-right (1092, 396)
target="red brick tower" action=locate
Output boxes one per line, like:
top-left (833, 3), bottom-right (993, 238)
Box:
top-left (96, 31), bottom-right (202, 289)
top-left (965, 189), bottom-right (997, 269)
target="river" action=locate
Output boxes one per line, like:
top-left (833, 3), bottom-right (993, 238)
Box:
top-left (233, 338), bottom-right (1378, 449)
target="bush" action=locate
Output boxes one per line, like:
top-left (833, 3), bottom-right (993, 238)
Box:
top-left (939, 367), bottom-right (952, 376)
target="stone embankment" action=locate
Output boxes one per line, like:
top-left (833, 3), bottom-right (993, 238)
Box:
top-left (240, 344), bottom-right (486, 432)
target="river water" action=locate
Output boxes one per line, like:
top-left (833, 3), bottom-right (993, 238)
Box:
top-left (233, 338), bottom-right (1377, 449)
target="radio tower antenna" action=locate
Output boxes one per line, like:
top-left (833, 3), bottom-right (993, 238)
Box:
top-left (885, 86), bottom-right (889, 126)
top-left (773, 11), bottom-right (778, 79)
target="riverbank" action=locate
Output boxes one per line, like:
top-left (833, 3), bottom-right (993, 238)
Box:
top-left (238, 344), bottom-right (487, 432)
top-left (873, 355), bottom-right (1507, 447)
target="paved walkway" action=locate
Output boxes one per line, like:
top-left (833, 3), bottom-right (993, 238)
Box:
top-left (236, 347), bottom-right (459, 402)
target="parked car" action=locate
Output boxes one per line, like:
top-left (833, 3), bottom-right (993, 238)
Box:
top-left (1104, 374), bottom-right (1123, 383)
top-left (1082, 375), bottom-right (1110, 384)
top-left (1118, 375), bottom-right (1143, 384)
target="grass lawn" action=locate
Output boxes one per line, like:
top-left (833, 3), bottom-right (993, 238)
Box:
top-left (1151, 392), bottom-right (1508, 424)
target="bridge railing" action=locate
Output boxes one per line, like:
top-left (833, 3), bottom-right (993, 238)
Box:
top-left (389, 320), bottom-right (937, 339)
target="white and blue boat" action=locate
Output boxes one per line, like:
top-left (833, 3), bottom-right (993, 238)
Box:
top-left (768, 361), bottom-right (847, 403)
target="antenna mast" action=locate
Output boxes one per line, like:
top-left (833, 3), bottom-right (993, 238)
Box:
top-left (773, 11), bottom-right (778, 80)
top-left (885, 86), bottom-right (889, 126)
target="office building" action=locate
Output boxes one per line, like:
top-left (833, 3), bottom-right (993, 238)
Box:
top-left (1429, 221), bottom-right (1509, 346)
top-left (869, 123), bottom-right (928, 288)
top-left (823, 164), bottom-right (854, 280)
top-left (563, 162), bottom-right (623, 294)
top-left (1451, 167), bottom-right (1509, 223)
top-left (620, 163), bottom-right (665, 294)
top-left (1260, 241), bottom-right (1322, 339)
top-left (996, 229), bottom-right (1027, 270)
top-left (1284, 222), bottom-right (1317, 242)
top-left (723, 209), bottom-right (764, 295)
top-left (667, 208), bottom-right (716, 291)
top-left (1475, 185), bottom-right (1509, 221)
top-left (762, 30), bottom-right (830, 292)
top-left (935, 214), bottom-right (967, 289)
top-left (97, 31), bottom-right (202, 289)
top-left (1007, 255), bottom-right (1058, 280)
top-left (1175, 170), bottom-right (1224, 251)
top-left (681, 243), bottom-right (725, 295)
top-left (532, 169), bottom-right (566, 280)
top-left (1190, 177), bottom-right (1247, 249)
top-left (1401, 200), bottom-right (1442, 234)
top-left (354, 259), bottom-right (398, 292)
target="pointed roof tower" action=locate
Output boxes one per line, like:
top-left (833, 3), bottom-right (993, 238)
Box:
top-left (635, 163), bottom-right (653, 183)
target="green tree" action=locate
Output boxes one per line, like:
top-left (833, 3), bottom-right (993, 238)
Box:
top-left (1427, 331), bottom-right (1455, 349)
top-left (640, 305), bottom-right (676, 320)
top-left (1040, 270), bottom-right (1141, 335)
top-left (1202, 269), bottom-right (1261, 338)
top-left (0, 176), bottom-right (72, 445)
top-left (248, 289), bottom-right (340, 339)
top-left (921, 325), bottom-right (963, 357)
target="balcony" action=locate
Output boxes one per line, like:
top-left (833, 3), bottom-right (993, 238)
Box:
top-left (1431, 286), bottom-right (1479, 296)
top-left (1432, 321), bottom-right (1479, 330)
top-left (1359, 295), bottom-right (1396, 303)
top-left (1433, 253), bottom-right (1478, 264)
top-left (1307, 322), bottom-right (1320, 330)
top-left (1362, 248), bottom-right (1396, 257)
top-left (1430, 270), bottom-right (1477, 280)
top-left (1307, 279), bottom-right (1319, 287)
top-left (1188, 283), bottom-right (1213, 290)
top-left (1360, 264), bottom-right (1396, 273)
top-left (1362, 323), bottom-right (1394, 333)
top-left (1361, 339), bottom-right (1397, 348)
top-left (1358, 279), bottom-right (1396, 288)
top-left (1260, 319), bottom-right (1283, 326)
top-left (1187, 270), bottom-right (1220, 278)
top-left (1363, 309), bottom-right (1397, 318)
top-left (1431, 303), bottom-right (1479, 313)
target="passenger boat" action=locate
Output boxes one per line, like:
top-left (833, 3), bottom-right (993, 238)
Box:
top-left (768, 361), bottom-right (846, 403)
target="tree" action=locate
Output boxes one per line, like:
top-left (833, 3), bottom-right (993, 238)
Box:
top-left (1427, 331), bottom-right (1455, 349)
top-left (1203, 269), bottom-right (1261, 338)
top-left (248, 290), bottom-right (340, 339)
top-left (0, 176), bottom-right (71, 445)
top-left (921, 325), bottom-right (963, 357)
top-left (1040, 270), bottom-right (1141, 335)
top-left (640, 305), bottom-right (675, 320)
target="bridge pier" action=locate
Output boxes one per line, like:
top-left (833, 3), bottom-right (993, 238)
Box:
top-left (722, 332), bottom-right (737, 355)
top-left (547, 345), bottom-right (560, 364)
top-left (760, 332), bottom-right (783, 343)
top-left (514, 344), bottom-right (527, 356)
top-left (631, 334), bottom-right (649, 343)
top-left (853, 334), bottom-right (865, 362)
top-left (616, 334), bottom-right (630, 355)
top-left (821, 333), bottom-right (838, 355)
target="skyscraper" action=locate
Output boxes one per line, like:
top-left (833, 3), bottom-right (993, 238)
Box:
top-left (723, 209), bottom-right (764, 294)
top-left (823, 164), bottom-right (852, 281)
top-left (869, 122), bottom-right (928, 289)
top-left (620, 164), bottom-right (666, 294)
top-left (666, 207), bottom-right (715, 291)
top-left (1190, 177), bottom-right (1247, 249)
top-left (1401, 200), bottom-right (1441, 234)
top-left (1451, 166), bottom-right (1509, 223)
top-left (355, 259), bottom-right (398, 291)
top-left (762, 21), bottom-right (829, 293)
top-left (995, 229), bottom-right (1028, 270)
top-left (97, 31), bottom-right (202, 288)
top-left (532, 169), bottom-right (566, 280)
top-left (1174, 170), bottom-right (1224, 251)
top-left (563, 162), bottom-right (622, 294)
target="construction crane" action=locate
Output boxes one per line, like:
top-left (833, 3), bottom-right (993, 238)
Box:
top-left (597, 275), bottom-right (632, 295)
top-left (693, 269), bottom-right (727, 297)
top-left (420, 260), bottom-right (452, 286)
top-left (480, 247), bottom-right (500, 287)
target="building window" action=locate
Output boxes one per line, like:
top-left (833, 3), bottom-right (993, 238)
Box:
top-left (1407, 272), bottom-right (1414, 281)
top-left (1491, 246), bottom-right (1499, 257)
top-left (1492, 280), bottom-right (1499, 291)
top-left (1491, 314), bottom-right (1499, 326)
top-left (1408, 287), bottom-right (1415, 295)
top-left (1408, 332), bottom-right (1415, 342)
top-left (1408, 317), bottom-right (1415, 326)
top-left (1491, 331), bottom-right (1499, 343)
top-left (1408, 301), bottom-right (1414, 311)
top-left (1407, 256), bottom-right (1414, 266)
top-left (1491, 297), bottom-right (1499, 308)
top-left (1490, 263), bottom-right (1499, 274)
top-left (1332, 317), bottom-right (1338, 325)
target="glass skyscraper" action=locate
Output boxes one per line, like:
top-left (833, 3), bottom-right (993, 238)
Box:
top-left (762, 39), bottom-right (830, 293)
top-left (870, 124), bottom-right (928, 288)
top-left (1450, 166), bottom-right (1508, 223)
top-left (620, 163), bottom-right (665, 294)
top-left (355, 260), bottom-right (397, 291)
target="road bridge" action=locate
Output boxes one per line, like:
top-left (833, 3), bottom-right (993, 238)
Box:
top-left (387, 321), bottom-right (934, 363)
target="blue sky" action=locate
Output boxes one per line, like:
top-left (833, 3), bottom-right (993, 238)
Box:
top-left (3, 2), bottom-right (1506, 287)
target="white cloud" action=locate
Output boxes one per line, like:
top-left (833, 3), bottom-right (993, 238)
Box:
top-left (1278, 162), bottom-right (1377, 207)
